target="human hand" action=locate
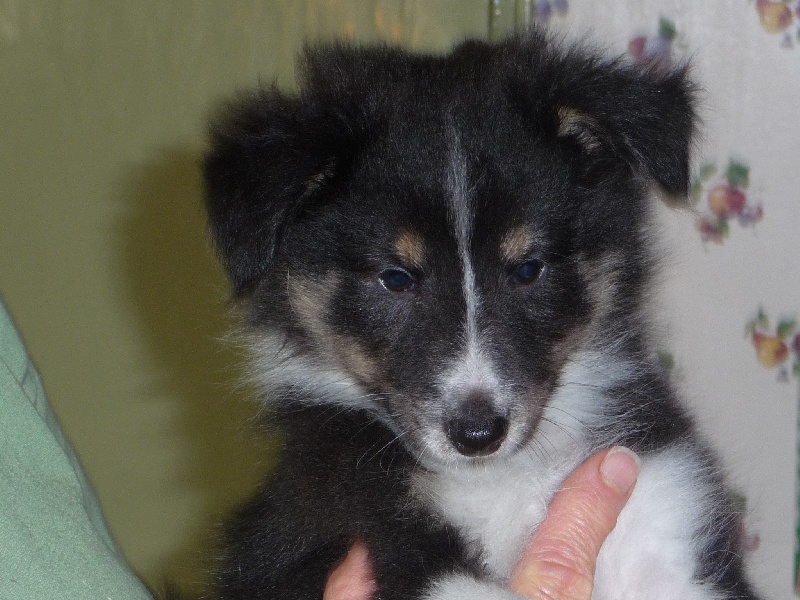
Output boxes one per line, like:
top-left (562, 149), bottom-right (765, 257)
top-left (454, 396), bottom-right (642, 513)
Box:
top-left (323, 446), bottom-right (640, 600)
top-left (508, 446), bottom-right (640, 599)
top-left (323, 540), bottom-right (377, 600)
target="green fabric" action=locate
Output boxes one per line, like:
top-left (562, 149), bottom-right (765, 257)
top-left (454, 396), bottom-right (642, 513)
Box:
top-left (0, 301), bottom-right (153, 599)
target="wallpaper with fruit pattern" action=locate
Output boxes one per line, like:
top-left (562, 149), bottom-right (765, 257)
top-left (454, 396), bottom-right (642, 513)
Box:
top-left (489, 1), bottom-right (799, 597)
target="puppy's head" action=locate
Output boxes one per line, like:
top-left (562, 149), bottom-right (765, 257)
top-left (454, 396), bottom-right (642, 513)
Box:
top-left (205, 34), bottom-right (695, 469)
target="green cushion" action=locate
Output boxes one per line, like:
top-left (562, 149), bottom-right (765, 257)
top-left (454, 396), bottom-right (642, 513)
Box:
top-left (0, 301), bottom-right (153, 599)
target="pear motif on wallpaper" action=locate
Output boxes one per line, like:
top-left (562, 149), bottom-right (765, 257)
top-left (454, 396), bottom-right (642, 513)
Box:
top-left (756, 0), bottom-right (794, 32)
top-left (746, 308), bottom-right (800, 380)
top-left (753, 0), bottom-right (800, 47)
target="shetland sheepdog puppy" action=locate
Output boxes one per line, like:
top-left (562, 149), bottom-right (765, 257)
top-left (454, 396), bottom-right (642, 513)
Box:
top-left (202, 31), bottom-right (760, 600)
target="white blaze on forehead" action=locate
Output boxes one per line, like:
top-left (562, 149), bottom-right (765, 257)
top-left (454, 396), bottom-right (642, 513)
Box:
top-left (446, 128), bottom-right (478, 343)
top-left (444, 125), bottom-right (499, 397)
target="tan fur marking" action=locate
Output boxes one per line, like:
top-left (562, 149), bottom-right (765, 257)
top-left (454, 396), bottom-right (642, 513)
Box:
top-left (394, 229), bottom-right (426, 269)
top-left (288, 273), bottom-right (379, 384)
top-left (576, 251), bottom-right (623, 345)
top-left (548, 254), bottom-right (622, 370)
top-left (579, 252), bottom-right (622, 314)
top-left (337, 335), bottom-right (380, 384)
top-left (557, 107), bottom-right (603, 151)
top-left (499, 225), bottom-right (533, 263)
top-left (288, 273), bottom-right (338, 339)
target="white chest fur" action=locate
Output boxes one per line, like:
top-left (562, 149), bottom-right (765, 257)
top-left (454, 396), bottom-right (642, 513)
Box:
top-left (414, 449), bottom-right (578, 580)
top-left (415, 444), bottom-right (726, 600)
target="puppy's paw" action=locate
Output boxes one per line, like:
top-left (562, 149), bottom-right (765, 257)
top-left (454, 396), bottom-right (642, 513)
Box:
top-left (423, 573), bottom-right (526, 600)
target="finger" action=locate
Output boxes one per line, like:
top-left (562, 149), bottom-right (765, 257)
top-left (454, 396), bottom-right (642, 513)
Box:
top-left (509, 447), bottom-right (641, 600)
top-left (323, 541), bottom-right (378, 600)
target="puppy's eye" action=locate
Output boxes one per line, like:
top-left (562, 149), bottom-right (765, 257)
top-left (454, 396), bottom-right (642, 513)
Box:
top-left (379, 268), bottom-right (417, 292)
top-left (511, 259), bottom-right (546, 286)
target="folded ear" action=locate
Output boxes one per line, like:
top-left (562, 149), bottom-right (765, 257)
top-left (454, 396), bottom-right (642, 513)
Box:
top-left (551, 59), bottom-right (697, 196)
top-left (504, 36), bottom-right (697, 195)
top-left (204, 87), bottom-right (356, 295)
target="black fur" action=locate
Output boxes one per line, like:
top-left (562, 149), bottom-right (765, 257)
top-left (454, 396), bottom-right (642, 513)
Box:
top-left (216, 408), bottom-right (480, 600)
top-left (203, 32), bottom-right (759, 600)
top-left (205, 34), bottom-right (694, 296)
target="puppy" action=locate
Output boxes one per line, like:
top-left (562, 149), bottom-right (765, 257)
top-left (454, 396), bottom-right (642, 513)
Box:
top-left (203, 32), bottom-right (761, 600)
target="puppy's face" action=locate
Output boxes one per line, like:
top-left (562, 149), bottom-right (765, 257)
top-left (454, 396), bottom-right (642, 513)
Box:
top-left (247, 116), bottom-right (642, 468)
top-left (205, 37), bottom-right (694, 469)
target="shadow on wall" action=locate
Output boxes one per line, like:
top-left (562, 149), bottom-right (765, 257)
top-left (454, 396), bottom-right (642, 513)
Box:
top-left (118, 148), bottom-right (277, 593)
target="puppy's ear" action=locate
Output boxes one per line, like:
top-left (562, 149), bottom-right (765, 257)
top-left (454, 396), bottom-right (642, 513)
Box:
top-left (204, 88), bottom-right (355, 295)
top-left (552, 60), bottom-right (697, 196)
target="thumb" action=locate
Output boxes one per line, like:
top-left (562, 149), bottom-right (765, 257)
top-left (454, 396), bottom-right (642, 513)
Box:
top-left (323, 541), bottom-right (377, 600)
top-left (509, 447), bottom-right (640, 600)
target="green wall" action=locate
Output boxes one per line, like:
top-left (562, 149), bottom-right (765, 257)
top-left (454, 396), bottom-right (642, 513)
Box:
top-left (0, 0), bottom-right (493, 592)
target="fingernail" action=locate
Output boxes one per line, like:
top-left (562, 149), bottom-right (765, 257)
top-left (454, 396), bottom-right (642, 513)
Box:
top-left (600, 446), bottom-right (641, 495)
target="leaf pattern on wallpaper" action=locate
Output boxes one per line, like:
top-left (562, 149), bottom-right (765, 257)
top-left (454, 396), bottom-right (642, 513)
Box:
top-left (654, 349), bottom-right (685, 383)
top-left (745, 307), bottom-right (800, 380)
top-left (692, 160), bottom-right (764, 244)
top-left (752, 0), bottom-right (800, 47)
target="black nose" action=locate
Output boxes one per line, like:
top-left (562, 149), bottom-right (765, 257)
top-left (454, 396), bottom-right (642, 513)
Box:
top-left (446, 397), bottom-right (508, 457)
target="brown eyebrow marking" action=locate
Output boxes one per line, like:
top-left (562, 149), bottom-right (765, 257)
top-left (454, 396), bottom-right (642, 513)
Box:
top-left (394, 229), bottom-right (427, 270)
top-left (499, 225), bottom-right (533, 263)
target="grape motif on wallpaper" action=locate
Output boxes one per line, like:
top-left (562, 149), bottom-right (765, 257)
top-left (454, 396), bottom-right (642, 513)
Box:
top-left (532, 0), bottom-right (568, 21)
top-left (692, 160), bottom-right (763, 244)
top-left (628, 17), bottom-right (683, 67)
top-left (746, 308), bottom-right (800, 381)
top-left (752, 0), bottom-right (800, 47)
